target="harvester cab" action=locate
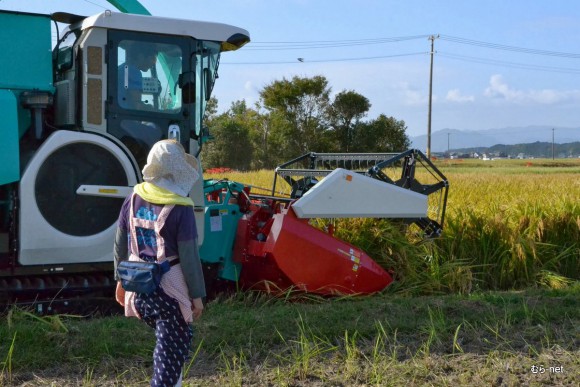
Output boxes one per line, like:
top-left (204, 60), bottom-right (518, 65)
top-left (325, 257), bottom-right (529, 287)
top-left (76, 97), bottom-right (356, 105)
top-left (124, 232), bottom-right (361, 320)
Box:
top-left (0, 8), bottom-right (248, 308)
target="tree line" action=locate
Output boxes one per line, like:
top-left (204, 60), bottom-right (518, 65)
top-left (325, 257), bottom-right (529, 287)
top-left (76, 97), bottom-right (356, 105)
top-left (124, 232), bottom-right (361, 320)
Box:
top-left (450, 142), bottom-right (580, 158)
top-left (203, 75), bottom-right (411, 170)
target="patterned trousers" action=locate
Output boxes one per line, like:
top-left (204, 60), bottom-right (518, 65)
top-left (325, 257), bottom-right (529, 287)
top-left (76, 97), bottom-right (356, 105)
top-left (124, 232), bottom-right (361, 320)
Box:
top-left (135, 288), bottom-right (193, 387)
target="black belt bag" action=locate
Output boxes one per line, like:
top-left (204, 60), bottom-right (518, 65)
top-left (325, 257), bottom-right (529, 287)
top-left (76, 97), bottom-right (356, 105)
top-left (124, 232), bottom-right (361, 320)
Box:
top-left (117, 259), bottom-right (180, 294)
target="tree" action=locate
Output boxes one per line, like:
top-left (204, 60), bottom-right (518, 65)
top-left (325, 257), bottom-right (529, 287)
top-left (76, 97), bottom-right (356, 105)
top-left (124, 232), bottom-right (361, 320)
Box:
top-left (329, 90), bottom-right (371, 152)
top-left (260, 75), bottom-right (333, 159)
top-left (203, 100), bottom-right (254, 170)
top-left (247, 102), bottom-right (283, 169)
top-left (203, 97), bottom-right (218, 121)
top-left (354, 114), bottom-right (410, 152)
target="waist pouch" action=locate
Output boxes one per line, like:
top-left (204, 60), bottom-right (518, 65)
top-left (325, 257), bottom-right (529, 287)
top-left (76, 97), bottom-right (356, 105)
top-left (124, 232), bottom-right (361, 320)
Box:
top-left (117, 259), bottom-right (178, 294)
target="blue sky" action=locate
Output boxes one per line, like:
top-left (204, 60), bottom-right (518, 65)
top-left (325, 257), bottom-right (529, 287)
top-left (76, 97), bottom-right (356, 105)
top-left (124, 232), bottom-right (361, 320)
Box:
top-left (2, 0), bottom-right (580, 137)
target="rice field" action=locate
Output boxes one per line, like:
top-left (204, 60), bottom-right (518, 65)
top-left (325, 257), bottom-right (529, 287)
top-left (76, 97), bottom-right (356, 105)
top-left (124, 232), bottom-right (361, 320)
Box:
top-left (1, 158), bottom-right (577, 386)
top-left (206, 158), bottom-right (580, 294)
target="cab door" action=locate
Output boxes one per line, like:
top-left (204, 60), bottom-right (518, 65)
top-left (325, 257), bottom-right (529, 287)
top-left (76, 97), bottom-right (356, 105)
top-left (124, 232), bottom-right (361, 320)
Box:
top-left (106, 30), bottom-right (193, 169)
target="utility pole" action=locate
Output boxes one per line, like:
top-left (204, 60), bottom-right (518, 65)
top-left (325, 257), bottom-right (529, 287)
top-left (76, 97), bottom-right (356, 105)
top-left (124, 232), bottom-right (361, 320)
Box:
top-left (552, 128), bottom-right (555, 160)
top-left (447, 131), bottom-right (450, 157)
top-left (426, 35), bottom-right (439, 159)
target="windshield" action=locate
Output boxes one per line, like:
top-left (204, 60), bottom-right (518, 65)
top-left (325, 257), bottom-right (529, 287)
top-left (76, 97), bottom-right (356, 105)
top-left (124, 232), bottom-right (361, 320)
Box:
top-left (117, 40), bottom-right (183, 113)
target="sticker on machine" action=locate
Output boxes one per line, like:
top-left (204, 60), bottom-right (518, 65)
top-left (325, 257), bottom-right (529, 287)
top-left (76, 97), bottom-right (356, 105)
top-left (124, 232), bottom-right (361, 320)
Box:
top-left (209, 208), bottom-right (223, 232)
top-left (210, 215), bottom-right (222, 232)
top-left (337, 248), bottom-right (361, 263)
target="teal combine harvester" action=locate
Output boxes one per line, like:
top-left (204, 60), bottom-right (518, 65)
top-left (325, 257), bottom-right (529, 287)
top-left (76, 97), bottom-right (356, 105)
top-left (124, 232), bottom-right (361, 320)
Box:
top-left (0, 1), bottom-right (448, 313)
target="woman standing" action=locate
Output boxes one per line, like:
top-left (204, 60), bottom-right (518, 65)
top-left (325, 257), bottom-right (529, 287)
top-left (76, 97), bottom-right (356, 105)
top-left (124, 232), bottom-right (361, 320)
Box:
top-left (114, 139), bottom-right (205, 386)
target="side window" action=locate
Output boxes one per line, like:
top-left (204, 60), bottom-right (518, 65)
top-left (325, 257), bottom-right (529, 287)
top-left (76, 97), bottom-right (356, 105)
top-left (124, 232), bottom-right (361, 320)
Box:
top-left (117, 40), bottom-right (183, 112)
top-left (193, 41), bottom-right (220, 137)
top-left (54, 30), bottom-right (79, 82)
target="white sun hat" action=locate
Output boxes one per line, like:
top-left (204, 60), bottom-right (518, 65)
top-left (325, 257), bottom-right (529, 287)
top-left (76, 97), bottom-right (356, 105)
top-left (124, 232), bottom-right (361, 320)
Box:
top-left (142, 140), bottom-right (200, 197)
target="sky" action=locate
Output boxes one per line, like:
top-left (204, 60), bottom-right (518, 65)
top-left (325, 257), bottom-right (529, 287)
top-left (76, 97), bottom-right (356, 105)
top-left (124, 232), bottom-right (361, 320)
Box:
top-left (2, 0), bottom-right (580, 138)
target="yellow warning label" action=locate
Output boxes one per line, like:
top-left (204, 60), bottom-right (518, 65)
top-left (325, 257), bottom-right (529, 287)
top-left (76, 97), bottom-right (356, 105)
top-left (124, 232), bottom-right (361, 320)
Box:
top-left (99, 188), bottom-right (118, 194)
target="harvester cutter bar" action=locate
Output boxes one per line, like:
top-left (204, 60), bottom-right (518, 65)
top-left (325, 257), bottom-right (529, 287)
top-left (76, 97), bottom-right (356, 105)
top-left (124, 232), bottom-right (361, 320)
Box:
top-left (275, 169), bottom-right (339, 178)
top-left (273, 152), bottom-right (402, 196)
top-left (276, 151), bottom-right (400, 171)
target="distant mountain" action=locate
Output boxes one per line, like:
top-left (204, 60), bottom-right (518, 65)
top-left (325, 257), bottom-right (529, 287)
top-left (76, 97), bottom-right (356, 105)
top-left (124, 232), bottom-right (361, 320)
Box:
top-left (410, 126), bottom-right (580, 152)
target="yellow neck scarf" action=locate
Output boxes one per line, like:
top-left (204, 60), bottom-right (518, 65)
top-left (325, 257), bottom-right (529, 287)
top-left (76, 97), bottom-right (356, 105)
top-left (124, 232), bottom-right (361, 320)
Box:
top-left (133, 182), bottom-right (194, 207)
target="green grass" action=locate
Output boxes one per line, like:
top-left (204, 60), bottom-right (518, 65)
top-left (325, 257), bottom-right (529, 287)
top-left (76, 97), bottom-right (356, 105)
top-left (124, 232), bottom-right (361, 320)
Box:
top-left (1, 286), bottom-right (578, 385)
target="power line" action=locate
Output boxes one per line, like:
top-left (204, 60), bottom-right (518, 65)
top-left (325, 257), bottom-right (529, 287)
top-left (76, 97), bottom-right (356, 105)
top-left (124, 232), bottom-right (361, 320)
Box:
top-left (439, 52), bottom-right (580, 74)
top-left (222, 51), bottom-right (427, 65)
top-left (245, 35), bottom-right (430, 50)
top-left (81, 0), bottom-right (109, 10)
top-left (251, 35), bottom-right (430, 44)
top-left (222, 33), bottom-right (580, 73)
top-left (224, 50), bottom-right (580, 75)
top-left (245, 34), bottom-right (580, 59)
top-left (439, 35), bottom-right (580, 59)
top-left (224, 49), bottom-right (579, 75)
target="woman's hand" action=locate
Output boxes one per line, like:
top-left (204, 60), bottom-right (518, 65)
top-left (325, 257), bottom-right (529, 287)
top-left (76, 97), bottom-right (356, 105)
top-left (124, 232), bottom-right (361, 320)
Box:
top-left (192, 297), bottom-right (204, 320)
top-left (115, 282), bottom-right (125, 306)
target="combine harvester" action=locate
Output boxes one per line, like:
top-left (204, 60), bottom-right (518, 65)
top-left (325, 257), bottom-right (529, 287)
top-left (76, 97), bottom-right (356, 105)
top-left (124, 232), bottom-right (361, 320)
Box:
top-left (0, 1), bottom-right (448, 312)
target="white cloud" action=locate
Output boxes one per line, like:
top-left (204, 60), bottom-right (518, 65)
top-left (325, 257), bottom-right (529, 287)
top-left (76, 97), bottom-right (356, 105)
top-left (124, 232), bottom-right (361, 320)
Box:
top-left (446, 89), bottom-right (475, 103)
top-left (484, 75), bottom-right (524, 101)
top-left (484, 74), bottom-right (580, 104)
top-left (395, 82), bottom-right (431, 106)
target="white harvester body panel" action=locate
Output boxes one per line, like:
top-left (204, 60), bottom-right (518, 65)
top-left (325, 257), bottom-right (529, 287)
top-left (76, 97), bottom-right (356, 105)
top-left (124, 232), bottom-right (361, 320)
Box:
top-left (19, 131), bottom-right (138, 265)
top-left (291, 168), bottom-right (428, 219)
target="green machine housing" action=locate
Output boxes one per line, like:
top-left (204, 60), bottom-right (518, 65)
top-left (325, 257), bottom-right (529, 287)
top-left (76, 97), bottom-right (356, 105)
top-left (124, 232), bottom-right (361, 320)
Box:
top-left (0, 11), bottom-right (53, 186)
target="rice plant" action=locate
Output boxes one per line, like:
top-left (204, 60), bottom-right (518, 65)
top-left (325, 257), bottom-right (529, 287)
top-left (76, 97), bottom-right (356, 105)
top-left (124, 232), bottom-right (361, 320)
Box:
top-left (274, 314), bottom-right (337, 381)
top-left (0, 332), bottom-right (16, 384)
